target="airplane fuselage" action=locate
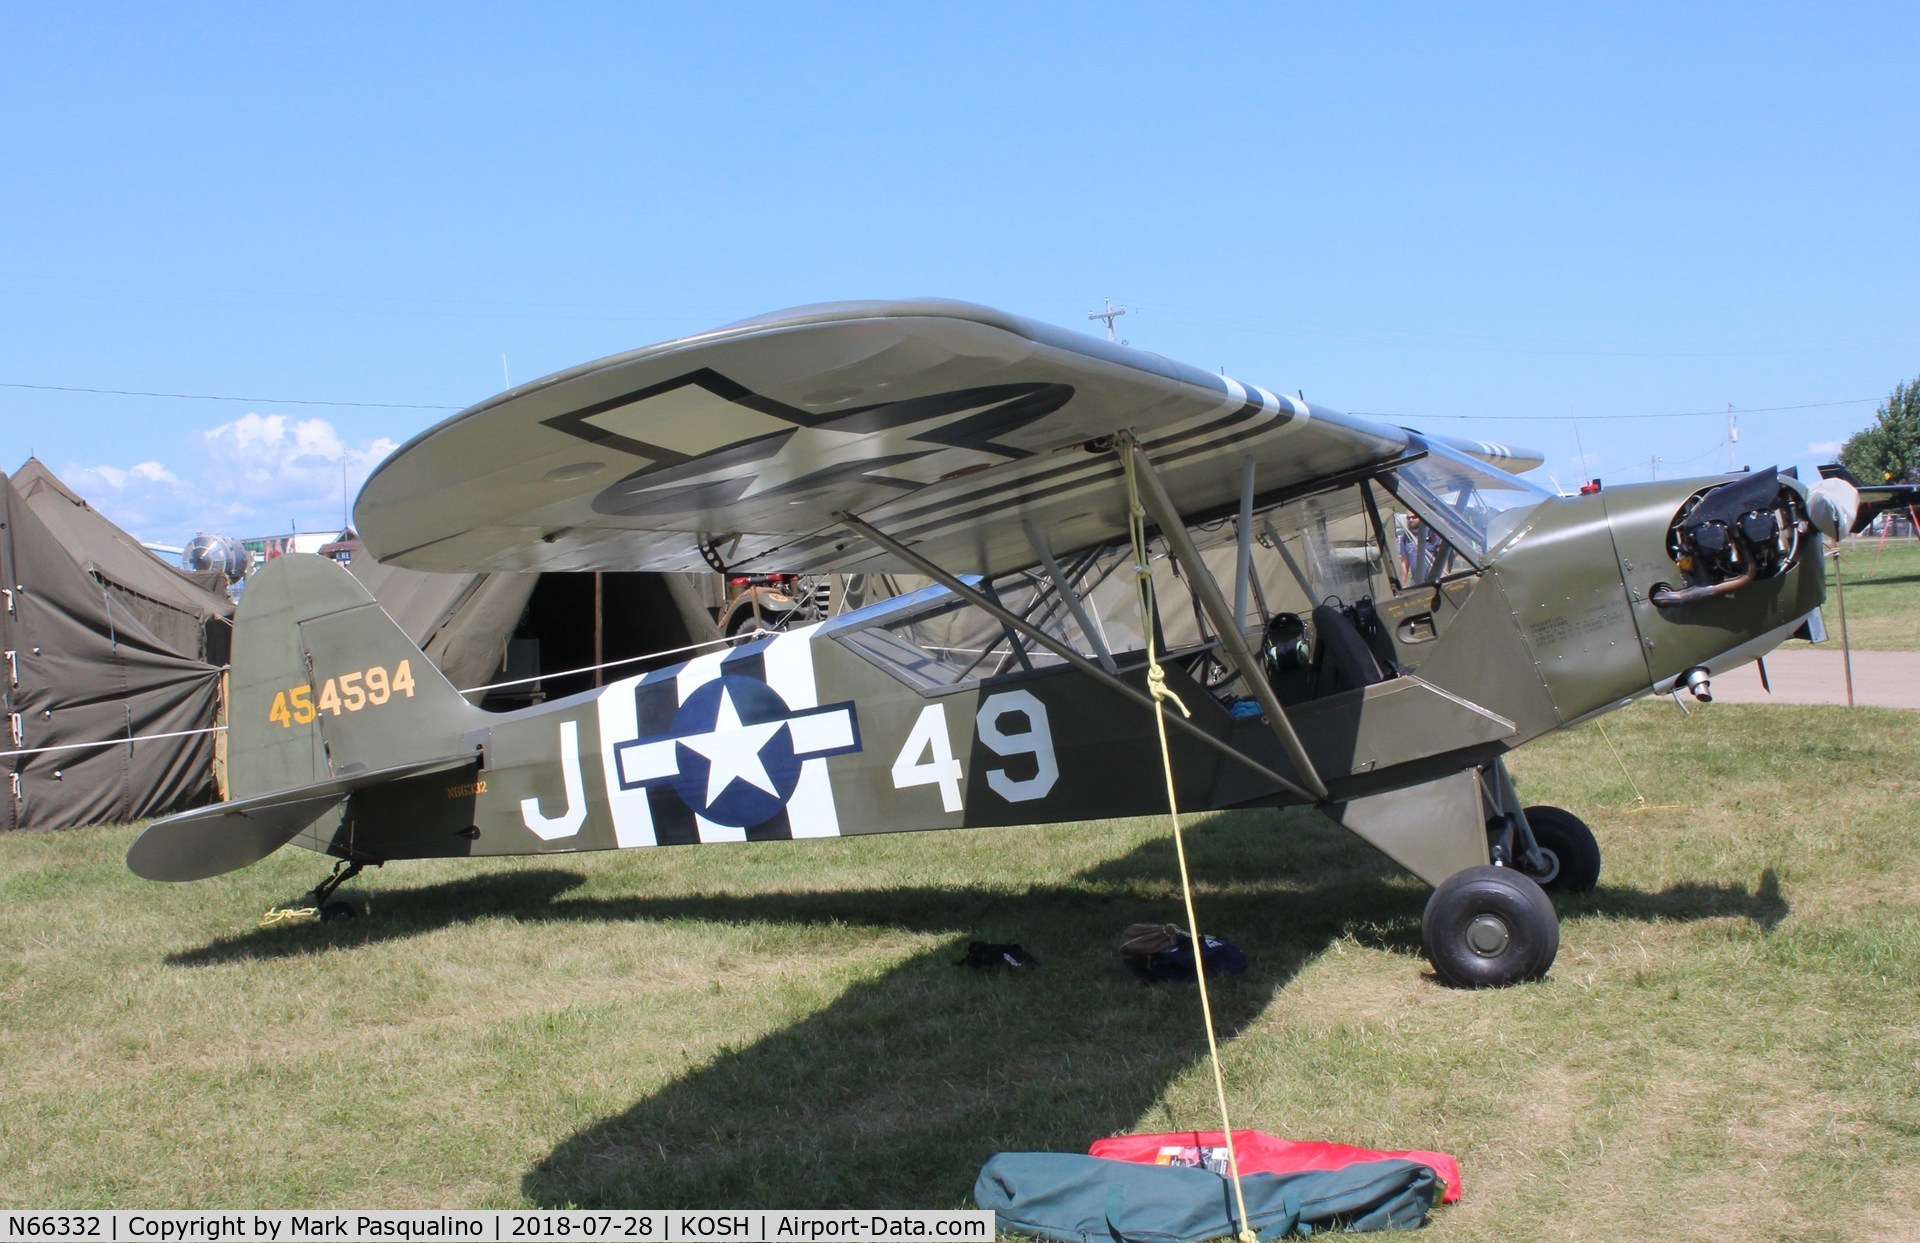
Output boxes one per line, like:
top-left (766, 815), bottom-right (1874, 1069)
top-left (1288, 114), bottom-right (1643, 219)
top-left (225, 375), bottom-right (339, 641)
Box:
top-left (320, 474), bottom-right (1824, 875)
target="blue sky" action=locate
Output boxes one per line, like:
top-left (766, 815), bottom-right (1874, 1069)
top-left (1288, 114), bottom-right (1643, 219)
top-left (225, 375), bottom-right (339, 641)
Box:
top-left (4, 3), bottom-right (1916, 543)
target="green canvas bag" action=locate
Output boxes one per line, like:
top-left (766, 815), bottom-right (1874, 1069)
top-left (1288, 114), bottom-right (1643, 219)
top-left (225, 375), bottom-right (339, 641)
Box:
top-left (975, 1151), bottom-right (1440, 1241)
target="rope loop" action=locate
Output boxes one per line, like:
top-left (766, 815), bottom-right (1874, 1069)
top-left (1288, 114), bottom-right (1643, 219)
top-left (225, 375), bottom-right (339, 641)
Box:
top-left (1145, 664), bottom-right (1192, 718)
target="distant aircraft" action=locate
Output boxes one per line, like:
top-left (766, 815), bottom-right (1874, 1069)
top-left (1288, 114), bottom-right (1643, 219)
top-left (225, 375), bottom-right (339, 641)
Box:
top-left (128, 301), bottom-right (1841, 987)
top-left (1816, 462), bottom-right (1919, 533)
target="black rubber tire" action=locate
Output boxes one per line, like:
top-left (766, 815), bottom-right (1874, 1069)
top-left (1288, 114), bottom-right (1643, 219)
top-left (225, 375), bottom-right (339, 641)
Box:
top-left (319, 900), bottom-right (357, 923)
top-left (1522, 805), bottom-right (1602, 893)
top-left (1421, 865), bottom-right (1559, 988)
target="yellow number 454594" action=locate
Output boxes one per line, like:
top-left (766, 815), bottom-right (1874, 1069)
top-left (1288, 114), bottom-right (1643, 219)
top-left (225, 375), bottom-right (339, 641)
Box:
top-left (268, 660), bottom-right (416, 728)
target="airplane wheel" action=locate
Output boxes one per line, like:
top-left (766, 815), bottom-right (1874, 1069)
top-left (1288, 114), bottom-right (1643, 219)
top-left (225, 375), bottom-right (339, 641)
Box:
top-left (1522, 805), bottom-right (1601, 893)
top-left (319, 900), bottom-right (357, 922)
top-left (1422, 865), bottom-right (1559, 988)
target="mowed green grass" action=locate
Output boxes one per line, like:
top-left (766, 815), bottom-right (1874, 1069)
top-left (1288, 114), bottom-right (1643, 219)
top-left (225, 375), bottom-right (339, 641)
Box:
top-left (2, 700), bottom-right (1918, 1242)
top-left (1790, 535), bottom-right (1920, 650)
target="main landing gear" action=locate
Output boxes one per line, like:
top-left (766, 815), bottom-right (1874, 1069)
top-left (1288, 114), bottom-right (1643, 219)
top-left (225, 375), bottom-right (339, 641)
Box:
top-left (1418, 803), bottom-right (1600, 988)
top-left (1327, 762), bottom-right (1602, 988)
top-left (1422, 865), bottom-right (1559, 988)
top-left (1514, 804), bottom-right (1602, 894)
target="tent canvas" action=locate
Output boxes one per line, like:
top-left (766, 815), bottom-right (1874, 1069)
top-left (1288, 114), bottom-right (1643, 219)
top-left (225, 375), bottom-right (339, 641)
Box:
top-left (1, 467), bottom-right (226, 831)
top-left (11, 457), bottom-right (233, 665)
top-left (344, 558), bottom-right (722, 704)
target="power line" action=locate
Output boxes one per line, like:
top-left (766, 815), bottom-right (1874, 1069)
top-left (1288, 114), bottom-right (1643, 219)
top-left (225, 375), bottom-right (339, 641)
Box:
top-left (1364, 398), bottom-right (1880, 422)
top-left (0, 379), bottom-right (1884, 424)
top-left (0, 381), bottom-right (460, 411)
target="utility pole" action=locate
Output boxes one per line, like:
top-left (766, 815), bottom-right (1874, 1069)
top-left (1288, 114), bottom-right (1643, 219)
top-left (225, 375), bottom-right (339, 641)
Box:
top-left (1728, 403), bottom-right (1738, 471)
top-left (1089, 297), bottom-right (1127, 342)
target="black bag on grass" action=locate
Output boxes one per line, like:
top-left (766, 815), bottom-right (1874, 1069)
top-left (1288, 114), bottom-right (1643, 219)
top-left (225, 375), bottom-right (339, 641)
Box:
top-left (975, 1151), bottom-right (1439, 1241)
top-left (1118, 923), bottom-right (1247, 983)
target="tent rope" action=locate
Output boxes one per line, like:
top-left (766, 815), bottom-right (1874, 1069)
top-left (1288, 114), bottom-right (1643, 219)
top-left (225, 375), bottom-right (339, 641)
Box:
top-left (0, 724), bottom-right (228, 760)
top-left (2, 631), bottom-right (774, 757)
top-left (1595, 720), bottom-right (1681, 814)
top-left (1122, 443), bottom-right (1257, 1243)
top-left (457, 629), bottom-right (778, 696)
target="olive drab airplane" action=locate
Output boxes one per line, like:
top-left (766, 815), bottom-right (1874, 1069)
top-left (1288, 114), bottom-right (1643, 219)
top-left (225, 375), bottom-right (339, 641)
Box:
top-left (128, 300), bottom-right (1850, 987)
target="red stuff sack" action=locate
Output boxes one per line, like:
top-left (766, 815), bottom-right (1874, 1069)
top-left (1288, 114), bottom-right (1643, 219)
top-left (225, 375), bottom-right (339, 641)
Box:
top-left (1089, 1128), bottom-right (1462, 1205)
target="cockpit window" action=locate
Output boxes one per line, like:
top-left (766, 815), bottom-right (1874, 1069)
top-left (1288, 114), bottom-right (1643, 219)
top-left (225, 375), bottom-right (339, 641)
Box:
top-left (829, 573), bottom-right (1085, 692)
top-left (1385, 441), bottom-right (1553, 562)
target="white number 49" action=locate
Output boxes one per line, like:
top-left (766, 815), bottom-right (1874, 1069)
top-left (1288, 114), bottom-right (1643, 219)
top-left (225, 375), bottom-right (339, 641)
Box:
top-left (890, 691), bottom-right (1059, 813)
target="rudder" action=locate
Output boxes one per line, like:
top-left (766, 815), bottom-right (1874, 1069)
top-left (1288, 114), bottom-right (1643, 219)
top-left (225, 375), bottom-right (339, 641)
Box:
top-left (228, 554), bottom-right (483, 799)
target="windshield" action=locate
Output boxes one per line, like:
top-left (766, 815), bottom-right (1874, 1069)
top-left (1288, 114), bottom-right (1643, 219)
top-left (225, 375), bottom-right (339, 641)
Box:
top-left (1388, 441), bottom-right (1553, 560)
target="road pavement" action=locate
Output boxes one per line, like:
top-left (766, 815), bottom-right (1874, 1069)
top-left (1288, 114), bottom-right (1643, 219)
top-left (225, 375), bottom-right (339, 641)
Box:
top-left (1701, 648), bottom-right (1920, 710)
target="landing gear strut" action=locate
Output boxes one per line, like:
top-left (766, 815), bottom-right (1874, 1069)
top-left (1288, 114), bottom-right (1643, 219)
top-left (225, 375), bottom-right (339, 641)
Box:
top-left (1324, 760), bottom-right (1579, 987)
top-left (305, 858), bottom-right (373, 922)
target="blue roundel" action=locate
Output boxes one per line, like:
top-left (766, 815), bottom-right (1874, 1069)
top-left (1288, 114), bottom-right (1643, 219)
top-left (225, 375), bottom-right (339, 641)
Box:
top-left (670, 676), bottom-right (801, 827)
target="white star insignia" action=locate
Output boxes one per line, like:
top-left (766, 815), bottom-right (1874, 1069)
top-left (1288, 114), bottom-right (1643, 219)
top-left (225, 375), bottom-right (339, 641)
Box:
top-left (676, 684), bottom-right (787, 804)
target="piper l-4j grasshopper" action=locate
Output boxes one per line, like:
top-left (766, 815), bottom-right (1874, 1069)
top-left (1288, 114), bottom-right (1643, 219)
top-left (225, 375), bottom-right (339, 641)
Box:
top-left (130, 300), bottom-right (1847, 986)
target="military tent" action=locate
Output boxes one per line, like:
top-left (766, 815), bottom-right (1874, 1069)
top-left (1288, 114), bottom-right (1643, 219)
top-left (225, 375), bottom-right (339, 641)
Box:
top-left (343, 557), bottom-right (722, 706)
top-left (1, 461), bottom-right (233, 831)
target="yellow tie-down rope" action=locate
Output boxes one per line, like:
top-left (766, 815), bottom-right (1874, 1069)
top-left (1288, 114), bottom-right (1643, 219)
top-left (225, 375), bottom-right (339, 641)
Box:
top-left (1122, 444), bottom-right (1259, 1243)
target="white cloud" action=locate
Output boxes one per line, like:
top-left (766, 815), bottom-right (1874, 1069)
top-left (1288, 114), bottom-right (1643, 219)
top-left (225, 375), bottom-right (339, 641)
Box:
top-left (62, 413), bottom-right (397, 544)
top-left (83, 460), bottom-right (187, 491)
top-left (1808, 440), bottom-right (1845, 458)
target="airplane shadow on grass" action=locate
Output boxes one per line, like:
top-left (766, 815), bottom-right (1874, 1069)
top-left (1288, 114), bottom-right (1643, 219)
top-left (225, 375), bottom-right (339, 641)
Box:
top-left (1839, 568), bottom-right (1920, 588)
top-left (166, 816), bottom-right (1789, 1208)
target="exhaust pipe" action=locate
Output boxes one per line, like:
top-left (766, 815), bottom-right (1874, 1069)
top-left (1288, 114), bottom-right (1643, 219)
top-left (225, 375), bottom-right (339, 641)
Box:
top-left (1650, 561), bottom-right (1759, 608)
top-left (1681, 666), bottom-right (1713, 703)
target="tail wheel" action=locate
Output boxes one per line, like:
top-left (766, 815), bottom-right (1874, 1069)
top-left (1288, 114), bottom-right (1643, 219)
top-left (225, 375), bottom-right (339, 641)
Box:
top-left (1522, 804), bottom-right (1601, 893)
top-left (1422, 865), bottom-right (1559, 988)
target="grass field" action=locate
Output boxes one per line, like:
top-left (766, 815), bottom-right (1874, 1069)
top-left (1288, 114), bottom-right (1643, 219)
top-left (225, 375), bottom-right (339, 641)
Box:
top-left (3, 699), bottom-right (1918, 1240)
top-left (1793, 535), bottom-right (1920, 650)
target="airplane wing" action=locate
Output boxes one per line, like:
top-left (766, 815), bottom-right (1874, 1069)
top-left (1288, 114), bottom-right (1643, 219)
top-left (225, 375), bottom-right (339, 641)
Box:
top-left (1817, 462), bottom-right (1918, 532)
top-left (358, 300), bottom-right (1520, 577)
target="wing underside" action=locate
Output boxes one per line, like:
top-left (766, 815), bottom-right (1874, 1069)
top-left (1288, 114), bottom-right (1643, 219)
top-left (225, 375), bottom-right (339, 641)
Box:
top-left (358, 300), bottom-right (1441, 577)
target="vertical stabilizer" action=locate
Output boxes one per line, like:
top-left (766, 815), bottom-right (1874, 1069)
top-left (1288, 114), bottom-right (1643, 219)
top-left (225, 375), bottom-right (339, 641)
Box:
top-left (228, 554), bottom-right (484, 799)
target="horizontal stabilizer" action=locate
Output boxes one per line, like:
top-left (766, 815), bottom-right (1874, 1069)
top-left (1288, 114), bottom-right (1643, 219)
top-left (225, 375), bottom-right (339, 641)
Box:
top-left (127, 753), bottom-right (476, 881)
top-left (1423, 433), bottom-right (1545, 474)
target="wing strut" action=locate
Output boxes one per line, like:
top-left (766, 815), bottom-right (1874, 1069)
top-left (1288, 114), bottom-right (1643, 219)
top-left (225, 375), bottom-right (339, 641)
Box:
top-left (1023, 520), bottom-right (1119, 674)
top-left (1120, 434), bottom-right (1331, 803)
top-left (833, 511), bottom-right (1323, 804)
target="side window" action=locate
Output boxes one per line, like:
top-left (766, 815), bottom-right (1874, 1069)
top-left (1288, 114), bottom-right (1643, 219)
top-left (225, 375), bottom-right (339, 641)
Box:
top-left (1370, 483), bottom-right (1465, 590)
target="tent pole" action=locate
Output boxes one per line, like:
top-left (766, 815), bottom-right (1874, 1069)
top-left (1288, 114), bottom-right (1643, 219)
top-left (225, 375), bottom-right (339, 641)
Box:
top-left (593, 572), bottom-right (605, 688)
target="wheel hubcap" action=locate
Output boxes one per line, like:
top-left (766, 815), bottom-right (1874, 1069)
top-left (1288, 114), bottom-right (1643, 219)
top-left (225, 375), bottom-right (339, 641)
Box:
top-left (1529, 846), bottom-right (1561, 885)
top-left (1466, 914), bottom-right (1511, 957)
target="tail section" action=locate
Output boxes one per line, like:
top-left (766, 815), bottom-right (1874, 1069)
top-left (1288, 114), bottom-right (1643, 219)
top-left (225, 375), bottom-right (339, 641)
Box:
top-left (130, 554), bottom-right (483, 881)
top-left (228, 553), bottom-right (484, 797)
